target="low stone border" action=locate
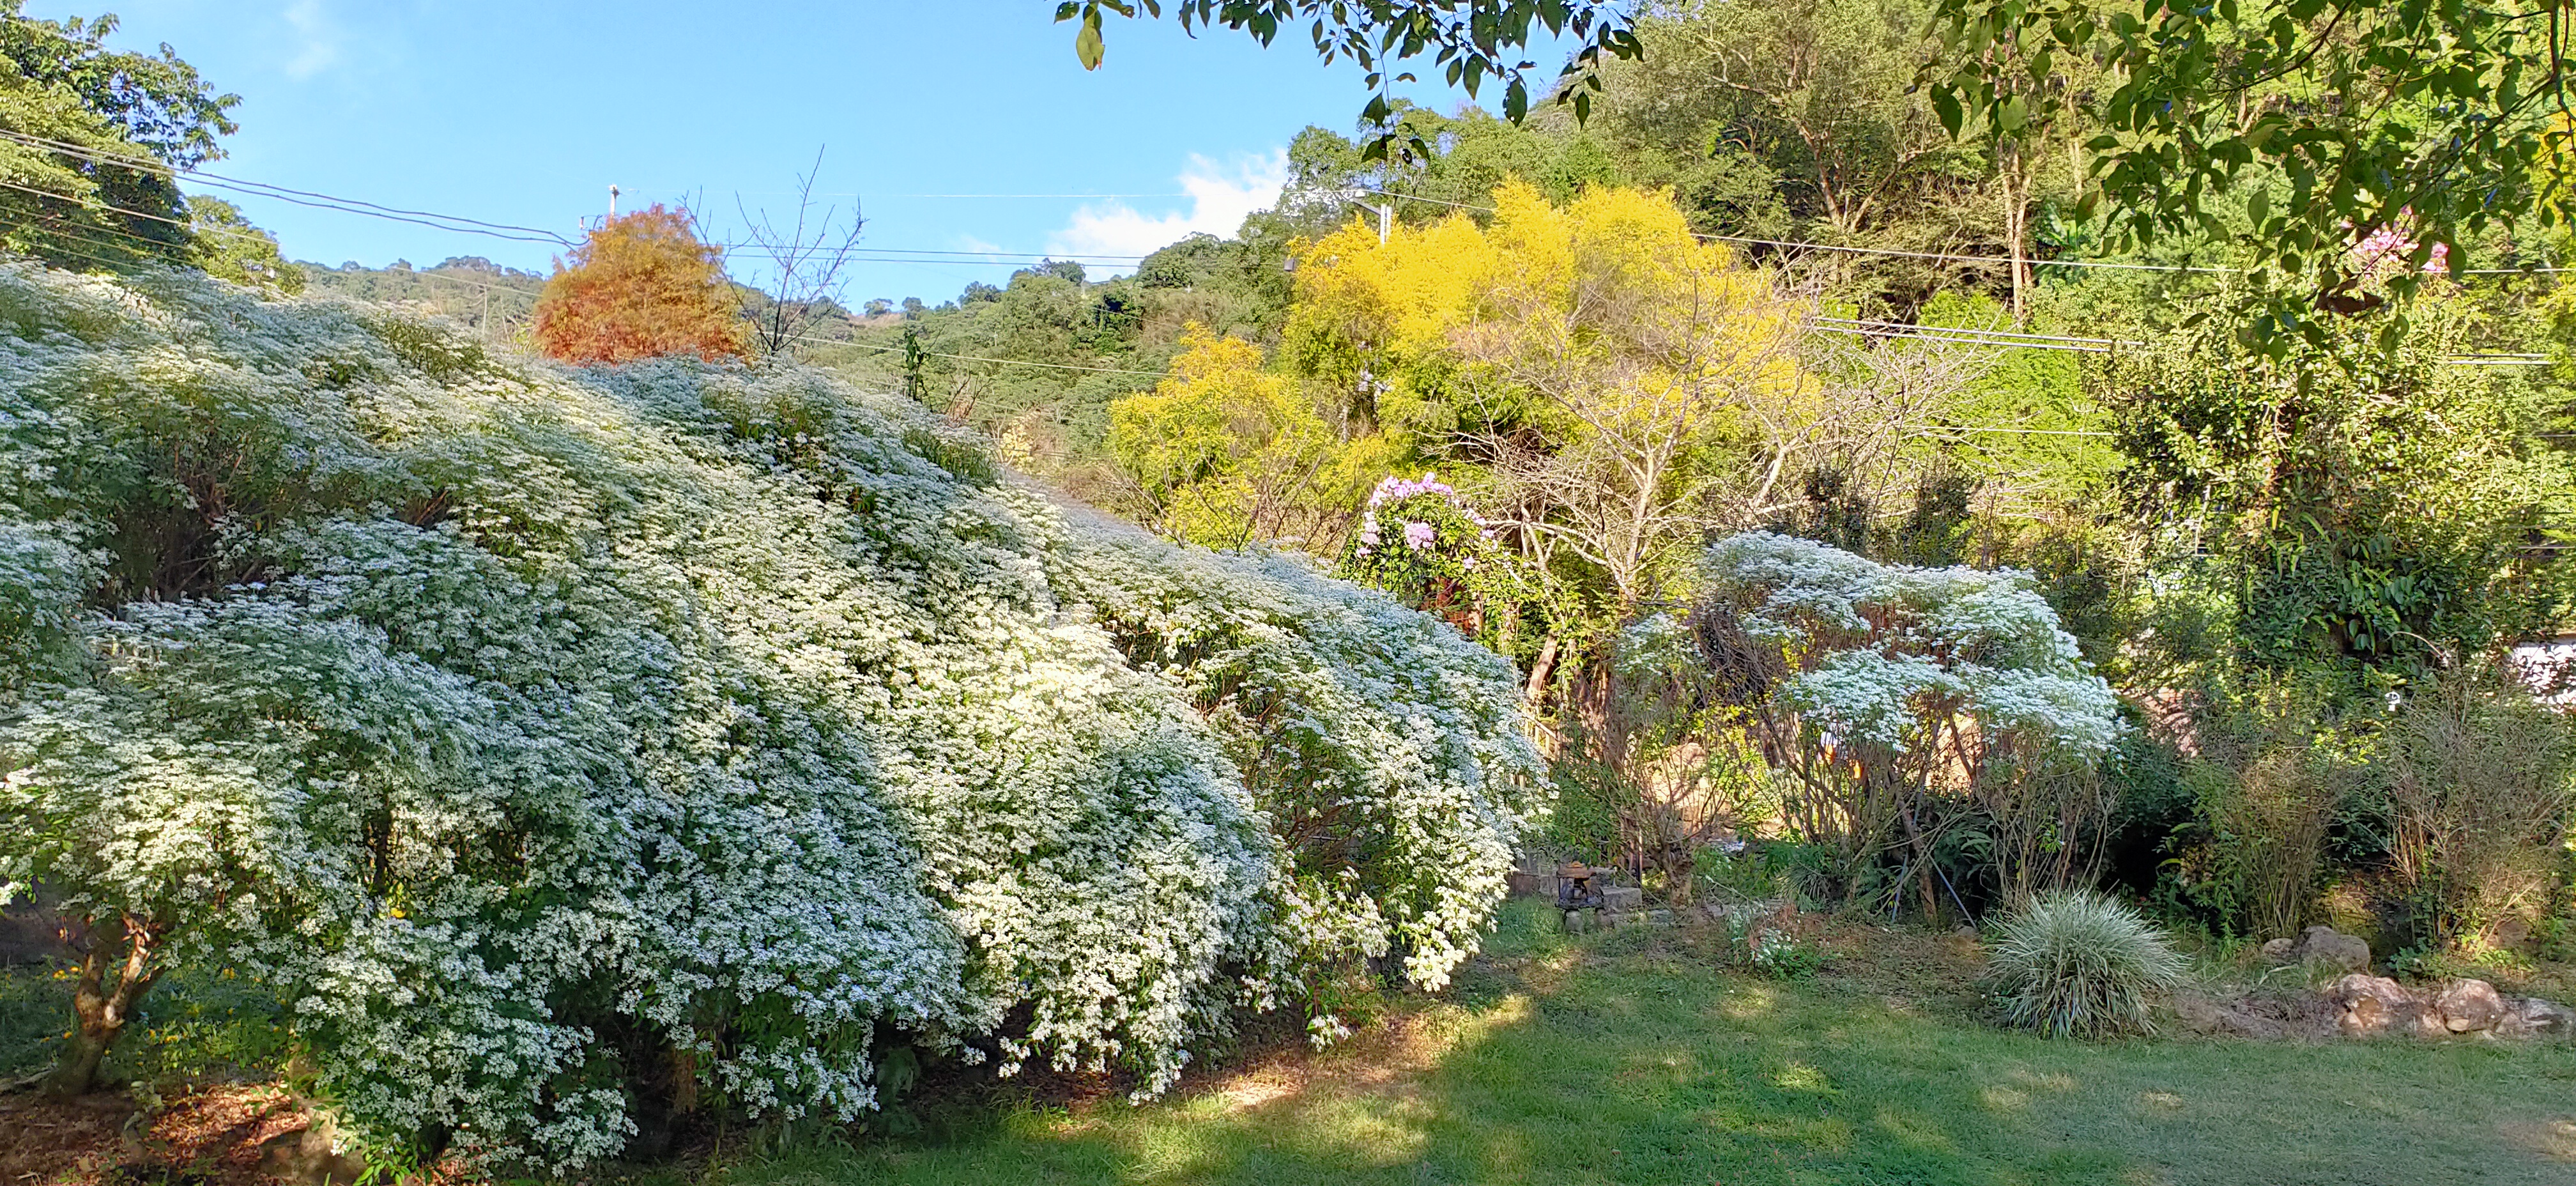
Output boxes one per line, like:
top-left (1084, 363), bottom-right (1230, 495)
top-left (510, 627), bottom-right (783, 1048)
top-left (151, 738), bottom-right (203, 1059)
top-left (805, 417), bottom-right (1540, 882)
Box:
top-left (2329, 974), bottom-right (2574, 1038)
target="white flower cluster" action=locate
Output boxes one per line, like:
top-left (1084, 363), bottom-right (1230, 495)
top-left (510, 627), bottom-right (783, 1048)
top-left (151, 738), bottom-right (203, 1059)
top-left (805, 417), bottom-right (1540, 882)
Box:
top-left (1699, 532), bottom-right (2119, 758)
top-left (0, 265), bottom-right (1535, 1169)
top-left (1046, 520), bottom-right (1542, 995)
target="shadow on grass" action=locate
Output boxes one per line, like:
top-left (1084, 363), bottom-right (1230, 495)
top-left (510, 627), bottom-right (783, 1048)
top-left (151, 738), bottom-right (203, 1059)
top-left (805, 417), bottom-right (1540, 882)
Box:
top-left (735, 898), bottom-right (2576, 1186)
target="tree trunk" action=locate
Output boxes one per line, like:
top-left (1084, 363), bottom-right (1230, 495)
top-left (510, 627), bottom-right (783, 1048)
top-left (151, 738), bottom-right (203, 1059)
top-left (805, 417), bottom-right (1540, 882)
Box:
top-left (1523, 635), bottom-right (1561, 712)
top-left (2002, 141), bottom-right (2031, 321)
top-left (40, 914), bottom-right (162, 1098)
top-left (1897, 787), bottom-right (1940, 923)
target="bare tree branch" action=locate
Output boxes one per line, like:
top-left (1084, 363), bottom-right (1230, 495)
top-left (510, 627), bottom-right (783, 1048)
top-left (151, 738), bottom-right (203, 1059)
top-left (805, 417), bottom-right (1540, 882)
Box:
top-left (737, 146), bottom-right (868, 361)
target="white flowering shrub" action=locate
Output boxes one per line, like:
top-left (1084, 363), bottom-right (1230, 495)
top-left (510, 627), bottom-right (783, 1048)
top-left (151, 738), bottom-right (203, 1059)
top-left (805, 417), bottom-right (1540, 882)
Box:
top-left (1048, 517), bottom-right (1543, 996)
top-left (1701, 532), bottom-right (2120, 759)
top-left (1689, 532), bottom-right (2122, 904)
top-left (0, 264), bottom-right (1534, 1169)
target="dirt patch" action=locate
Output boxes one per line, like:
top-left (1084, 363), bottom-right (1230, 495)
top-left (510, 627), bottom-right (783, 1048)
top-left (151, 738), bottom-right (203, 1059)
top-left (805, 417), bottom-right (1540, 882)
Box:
top-left (0, 1084), bottom-right (305, 1186)
top-left (1805, 918), bottom-right (1988, 1015)
top-left (2168, 986), bottom-right (2343, 1040)
top-left (1179, 1003), bottom-right (1485, 1118)
top-left (2497, 1116), bottom-right (2576, 1162)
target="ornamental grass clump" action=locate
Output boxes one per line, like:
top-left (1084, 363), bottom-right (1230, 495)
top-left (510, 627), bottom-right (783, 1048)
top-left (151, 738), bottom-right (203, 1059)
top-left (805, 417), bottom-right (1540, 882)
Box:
top-left (1986, 890), bottom-right (2186, 1038)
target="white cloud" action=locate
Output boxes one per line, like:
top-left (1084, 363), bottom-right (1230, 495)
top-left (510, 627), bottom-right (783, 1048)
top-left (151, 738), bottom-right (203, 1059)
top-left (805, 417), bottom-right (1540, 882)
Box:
top-left (281, 0), bottom-right (344, 80)
top-left (1044, 151), bottom-right (1288, 272)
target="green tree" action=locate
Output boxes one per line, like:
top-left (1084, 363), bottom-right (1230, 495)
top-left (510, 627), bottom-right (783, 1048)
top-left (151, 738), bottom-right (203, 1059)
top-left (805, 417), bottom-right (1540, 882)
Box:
top-left (1606, 0), bottom-right (1976, 242)
top-left (185, 195), bottom-right (298, 292)
top-left (1107, 325), bottom-right (1388, 548)
top-left (1930, 0), bottom-right (2575, 324)
top-left (0, 4), bottom-right (241, 270)
top-left (2106, 295), bottom-right (2571, 682)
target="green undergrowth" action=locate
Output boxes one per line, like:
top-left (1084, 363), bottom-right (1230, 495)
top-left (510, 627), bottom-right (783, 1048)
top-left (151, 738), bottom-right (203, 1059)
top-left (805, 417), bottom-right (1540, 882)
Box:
top-left (0, 962), bottom-right (290, 1088)
top-left (723, 898), bottom-right (2576, 1186)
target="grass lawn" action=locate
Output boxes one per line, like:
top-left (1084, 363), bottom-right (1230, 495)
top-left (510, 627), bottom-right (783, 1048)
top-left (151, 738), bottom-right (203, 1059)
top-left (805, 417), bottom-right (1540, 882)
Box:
top-left (746, 900), bottom-right (2576, 1186)
top-left (6, 900), bottom-right (2573, 1185)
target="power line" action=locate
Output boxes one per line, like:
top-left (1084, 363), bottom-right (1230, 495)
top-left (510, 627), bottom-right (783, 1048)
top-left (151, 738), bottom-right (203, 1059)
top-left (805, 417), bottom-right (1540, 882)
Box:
top-left (859, 193), bottom-right (1193, 200)
top-left (716, 245), bottom-right (1150, 261)
top-left (795, 334), bottom-right (1170, 376)
top-left (0, 170), bottom-right (1155, 272)
top-left (0, 128), bottom-right (575, 247)
top-left (0, 176), bottom-right (212, 233)
top-left (1, 217), bottom-right (201, 265)
top-left (0, 237), bottom-right (156, 274)
top-left (1813, 315), bottom-right (2550, 365)
top-left (2, 130), bottom-right (1181, 264)
top-left (1816, 315), bottom-right (2128, 348)
top-left (2, 160), bottom-right (2555, 369)
top-left (1811, 321), bottom-right (2105, 354)
top-left (12, 127), bottom-right (2566, 282)
top-left (1927, 424), bottom-right (2116, 437)
top-left (641, 191), bottom-right (1198, 199)
top-left (38, 199), bottom-right (2540, 371)
top-left (1347, 187), bottom-right (2572, 276)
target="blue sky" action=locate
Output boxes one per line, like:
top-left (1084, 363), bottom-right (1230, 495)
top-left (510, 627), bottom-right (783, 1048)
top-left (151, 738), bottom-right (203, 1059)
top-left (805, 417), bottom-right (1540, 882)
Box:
top-left (42, 1), bottom-right (1566, 304)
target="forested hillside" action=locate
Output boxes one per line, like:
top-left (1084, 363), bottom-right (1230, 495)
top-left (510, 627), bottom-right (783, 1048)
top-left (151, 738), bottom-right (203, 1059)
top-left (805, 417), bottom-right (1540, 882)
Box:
top-left (300, 256), bottom-right (541, 339)
top-left (820, 0), bottom-right (2576, 539)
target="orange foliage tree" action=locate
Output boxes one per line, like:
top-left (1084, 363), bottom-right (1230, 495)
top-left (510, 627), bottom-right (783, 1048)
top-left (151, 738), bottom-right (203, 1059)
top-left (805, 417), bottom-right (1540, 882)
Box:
top-left (531, 204), bottom-right (750, 364)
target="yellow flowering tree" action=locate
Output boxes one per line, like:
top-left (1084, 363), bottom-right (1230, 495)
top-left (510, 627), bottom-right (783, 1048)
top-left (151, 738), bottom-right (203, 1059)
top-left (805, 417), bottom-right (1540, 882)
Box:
top-left (1286, 181), bottom-right (1817, 877)
top-left (1107, 325), bottom-right (1389, 550)
top-left (1287, 180), bottom-right (1808, 617)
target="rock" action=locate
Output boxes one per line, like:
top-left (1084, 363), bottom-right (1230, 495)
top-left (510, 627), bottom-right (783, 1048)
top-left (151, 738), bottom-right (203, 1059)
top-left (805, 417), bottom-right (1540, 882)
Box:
top-left (1602, 886), bottom-right (1644, 913)
top-left (2174, 992), bottom-right (2287, 1040)
top-left (2331, 974), bottom-right (2443, 1038)
top-left (1647, 909), bottom-right (1675, 928)
top-left (2292, 925), bottom-right (2372, 973)
top-left (1562, 910), bottom-right (1590, 935)
top-left (2435, 979), bottom-right (2508, 1033)
top-left (2260, 937), bottom-right (2297, 963)
top-left (2504, 997), bottom-right (2576, 1038)
top-left (2488, 994), bottom-right (2574, 1038)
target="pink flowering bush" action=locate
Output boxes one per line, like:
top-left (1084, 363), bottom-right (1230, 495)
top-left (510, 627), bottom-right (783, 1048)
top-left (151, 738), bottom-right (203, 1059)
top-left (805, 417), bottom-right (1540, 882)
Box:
top-left (1337, 474), bottom-right (1560, 664)
top-left (2349, 218), bottom-right (2451, 284)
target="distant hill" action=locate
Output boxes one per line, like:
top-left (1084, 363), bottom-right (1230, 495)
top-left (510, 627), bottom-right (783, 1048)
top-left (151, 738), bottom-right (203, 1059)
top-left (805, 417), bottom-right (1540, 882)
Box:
top-left (302, 257), bottom-right (871, 359)
top-left (298, 256), bottom-right (545, 343)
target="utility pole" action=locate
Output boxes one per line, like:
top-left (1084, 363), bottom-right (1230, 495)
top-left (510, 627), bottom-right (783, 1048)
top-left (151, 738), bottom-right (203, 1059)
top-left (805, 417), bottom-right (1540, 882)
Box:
top-left (1340, 193), bottom-right (1397, 243)
top-left (608, 185), bottom-right (620, 219)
